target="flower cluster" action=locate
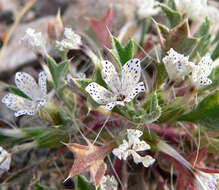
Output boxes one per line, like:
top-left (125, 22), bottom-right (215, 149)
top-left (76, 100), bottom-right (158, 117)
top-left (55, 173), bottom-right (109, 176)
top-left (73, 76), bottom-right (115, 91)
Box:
top-left (21, 28), bottom-right (47, 55)
top-left (112, 129), bottom-right (155, 167)
top-left (85, 59), bottom-right (145, 110)
top-left (100, 175), bottom-right (118, 190)
top-left (163, 48), bottom-right (213, 88)
top-left (56, 27), bottom-right (82, 51)
top-left (136, 0), bottom-right (161, 19)
top-left (176, 0), bottom-right (208, 22)
top-left (2, 72), bottom-right (47, 117)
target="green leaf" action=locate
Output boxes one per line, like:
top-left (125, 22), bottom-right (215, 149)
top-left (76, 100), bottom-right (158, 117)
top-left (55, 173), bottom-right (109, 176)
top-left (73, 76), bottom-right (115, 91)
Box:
top-left (160, 4), bottom-right (182, 28)
top-left (92, 65), bottom-right (107, 88)
top-left (34, 184), bottom-right (52, 190)
top-left (212, 29), bottom-right (219, 44)
top-left (23, 127), bottom-right (67, 148)
top-left (179, 90), bottom-right (219, 131)
top-left (141, 91), bottom-right (161, 124)
top-left (153, 61), bottom-right (168, 90)
top-left (110, 36), bottom-right (134, 68)
top-left (211, 42), bottom-right (219, 61)
top-left (46, 56), bottom-right (68, 91)
top-left (87, 96), bottom-right (99, 110)
top-left (158, 97), bottom-right (189, 123)
top-left (8, 85), bottom-right (30, 99)
top-left (194, 17), bottom-right (211, 37)
top-left (75, 175), bottom-right (96, 190)
top-left (190, 34), bottom-right (211, 61)
top-left (73, 78), bottom-right (92, 95)
top-left (167, 0), bottom-right (177, 10)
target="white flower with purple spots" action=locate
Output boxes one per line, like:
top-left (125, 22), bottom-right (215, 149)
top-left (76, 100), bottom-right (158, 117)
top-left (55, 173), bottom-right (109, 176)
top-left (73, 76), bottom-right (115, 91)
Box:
top-left (2, 72), bottom-right (47, 117)
top-left (162, 48), bottom-right (194, 83)
top-left (85, 59), bottom-right (145, 110)
top-left (190, 54), bottom-right (213, 87)
top-left (112, 129), bottom-right (155, 168)
top-left (194, 170), bottom-right (219, 190)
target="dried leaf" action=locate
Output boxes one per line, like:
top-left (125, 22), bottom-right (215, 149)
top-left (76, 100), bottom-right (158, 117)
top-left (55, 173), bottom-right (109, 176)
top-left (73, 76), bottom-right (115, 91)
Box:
top-left (156, 19), bottom-right (199, 55)
top-left (88, 7), bottom-right (113, 49)
top-left (64, 141), bottom-right (113, 187)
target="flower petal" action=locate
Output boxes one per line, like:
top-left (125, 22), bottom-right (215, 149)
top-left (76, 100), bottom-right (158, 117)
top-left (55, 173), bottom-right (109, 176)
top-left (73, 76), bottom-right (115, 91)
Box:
top-left (198, 54), bottom-right (213, 76)
top-left (121, 58), bottom-right (141, 95)
top-left (85, 82), bottom-right (114, 105)
top-left (105, 101), bottom-right (125, 110)
top-left (141, 155), bottom-right (155, 167)
top-left (15, 72), bottom-right (40, 100)
top-left (38, 71), bottom-right (47, 97)
top-left (199, 77), bottom-right (212, 86)
top-left (124, 82), bottom-right (145, 103)
top-left (2, 93), bottom-right (35, 117)
top-left (133, 140), bottom-right (151, 152)
top-left (101, 60), bottom-right (121, 94)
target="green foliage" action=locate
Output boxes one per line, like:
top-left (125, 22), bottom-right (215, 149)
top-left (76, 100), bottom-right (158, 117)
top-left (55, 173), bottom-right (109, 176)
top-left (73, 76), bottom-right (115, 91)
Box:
top-left (75, 175), bottom-right (97, 190)
top-left (194, 18), bottom-right (211, 38)
top-left (211, 42), bottom-right (219, 61)
top-left (34, 184), bottom-right (52, 190)
top-left (160, 3), bottom-right (182, 28)
top-left (8, 85), bottom-right (30, 99)
top-left (167, 0), bottom-right (177, 10)
top-left (179, 90), bottom-right (219, 131)
top-left (73, 78), bottom-right (92, 95)
top-left (190, 18), bottom-right (211, 61)
top-left (141, 91), bottom-right (161, 124)
top-left (190, 34), bottom-right (211, 61)
top-left (110, 35), bottom-right (134, 68)
top-left (46, 56), bottom-right (68, 92)
top-left (153, 61), bottom-right (168, 90)
top-left (24, 127), bottom-right (68, 148)
top-left (158, 97), bottom-right (188, 123)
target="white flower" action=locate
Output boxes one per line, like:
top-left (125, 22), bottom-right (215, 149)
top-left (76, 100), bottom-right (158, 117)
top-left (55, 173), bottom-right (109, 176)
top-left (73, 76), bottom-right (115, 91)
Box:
top-left (207, 6), bottom-right (219, 25)
top-left (2, 72), bottom-right (47, 117)
top-left (0, 146), bottom-right (11, 176)
top-left (56, 27), bottom-right (81, 51)
top-left (21, 28), bottom-right (47, 55)
top-left (136, 0), bottom-right (161, 19)
top-left (85, 59), bottom-right (145, 110)
top-left (162, 48), bottom-right (194, 82)
top-left (194, 171), bottom-right (219, 190)
top-left (176, 0), bottom-right (208, 22)
top-left (112, 129), bottom-right (155, 168)
top-left (189, 54), bottom-right (213, 87)
top-left (100, 175), bottom-right (118, 190)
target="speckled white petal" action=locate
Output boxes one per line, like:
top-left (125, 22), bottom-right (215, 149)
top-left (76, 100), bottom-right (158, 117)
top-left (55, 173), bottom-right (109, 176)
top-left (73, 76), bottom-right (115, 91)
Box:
top-left (0, 146), bottom-right (11, 176)
top-left (85, 82), bottom-right (114, 105)
top-left (38, 71), bottom-right (47, 97)
top-left (15, 72), bottom-right (39, 100)
top-left (2, 93), bottom-right (37, 117)
top-left (101, 60), bottom-right (121, 94)
top-left (121, 59), bottom-right (141, 95)
top-left (105, 101), bottom-right (125, 110)
top-left (124, 82), bottom-right (145, 103)
top-left (141, 155), bottom-right (156, 167)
